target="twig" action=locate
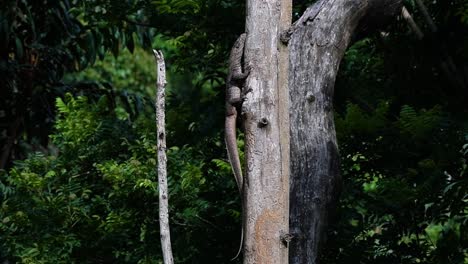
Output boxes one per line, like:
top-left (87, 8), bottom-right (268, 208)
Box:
top-left (152, 49), bottom-right (174, 264)
top-left (401, 6), bottom-right (424, 40)
top-left (195, 214), bottom-right (223, 232)
top-left (414, 0), bottom-right (437, 33)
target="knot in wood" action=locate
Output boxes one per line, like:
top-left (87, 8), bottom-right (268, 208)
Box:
top-left (312, 197), bottom-right (321, 204)
top-left (280, 28), bottom-right (293, 44)
top-left (280, 233), bottom-right (294, 247)
top-left (258, 117), bottom-right (269, 128)
top-left (306, 93), bottom-right (316, 103)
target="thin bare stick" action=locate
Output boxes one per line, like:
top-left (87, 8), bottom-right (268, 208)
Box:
top-left (414, 0), bottom-right (437, 33)
top-left (152, 49), bottom-right (174, 264)
top-left (401, 6), bottom-right (424, 40)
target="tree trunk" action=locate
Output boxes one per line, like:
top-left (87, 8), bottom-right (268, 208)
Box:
top-left (241, 0), bottom-right (291, 262)
top-left (288, 0), bottom-right (402, 263)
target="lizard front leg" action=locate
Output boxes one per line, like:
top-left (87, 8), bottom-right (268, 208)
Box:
top-left (225, 33), bottom-right (249, 193)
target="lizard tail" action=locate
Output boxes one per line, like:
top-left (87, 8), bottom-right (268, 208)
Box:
top-left (225, 115), bottom-right (244, 261)
top-left (231, 226), bottom-right (243, 261)
top-left (225, 116), bottom-right (243, 192)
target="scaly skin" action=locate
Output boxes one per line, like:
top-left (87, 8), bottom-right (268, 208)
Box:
top-left (225, 33), bottom-right (248, 194)
top-left (225, 33), bottom-right (249, 260)
top-left (225, 107), bottom-right (242, 192)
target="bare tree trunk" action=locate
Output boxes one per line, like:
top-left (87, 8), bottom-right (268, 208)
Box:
top-left (241, 0), bottom-right (291, 262)
top-left (287, 1), bottom-right (401, 263)
top-left (153, 49), bottom-right (174, 264)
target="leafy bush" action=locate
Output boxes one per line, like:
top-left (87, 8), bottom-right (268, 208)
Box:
top-left (0, 95), bottom-right (242, 263)
top-left (324, 102), bottom-right (467, 264)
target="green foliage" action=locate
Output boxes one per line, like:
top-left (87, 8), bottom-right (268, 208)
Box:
top-left (0, 0), bottom-right (156, 169)
top-left (326, 100), bottom-right (468, 264)
top-left (0, 0), bottom-right (244, 168)
top-left (336, 101), bottom-right (388, 136)
top-left (333, 13), bottom-right (468, 263)
top-left (69, 47), bottom-right (157, 96)
top-left (0, 95), bottom-right (242, 263)
top-left (457, 3), bottom-right (468, 26)
top-left (332, 16), bottom-right (468, 260)
top-left (1, 0), bottom-right (468, 263)
top-left (398, 105), bottom-right (444, 140)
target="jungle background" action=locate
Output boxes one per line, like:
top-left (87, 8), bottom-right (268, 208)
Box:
top-left (0, 0), bottom-right (467, 263)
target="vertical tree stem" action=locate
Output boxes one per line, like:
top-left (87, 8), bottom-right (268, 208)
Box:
top-left (288, 1), bottom-right (402, 263)
top-left (153, 49), bottom-right (174, 264)
top-left (242, 0), bottom-right (291, 262)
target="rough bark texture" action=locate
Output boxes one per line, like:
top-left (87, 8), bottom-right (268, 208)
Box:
top-left (242, 0), bottom-right (291, 262)
top-left (288, 0), bottom-right (402, 263)
top-left (153, 50), bottom-right (174, 264)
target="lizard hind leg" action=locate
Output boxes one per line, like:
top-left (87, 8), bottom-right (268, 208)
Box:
top-left (228, 85), bottom-right (242, 104)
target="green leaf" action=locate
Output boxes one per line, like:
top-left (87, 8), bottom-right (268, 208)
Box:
top-left (15, 37), bottom-right (23, 59)
top-left (55, 97), bottom-right (68, 113)
top-left (86, 31), bottom-right (96, 65)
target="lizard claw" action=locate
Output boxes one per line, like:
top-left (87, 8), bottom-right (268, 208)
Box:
top-left (244, 64), bottom-right (252, 75)
top-left (241, 88), bottom-right (253, 101)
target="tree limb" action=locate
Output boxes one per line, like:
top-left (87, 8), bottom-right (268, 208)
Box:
top-left (152, 49), bottom-right (174, 264)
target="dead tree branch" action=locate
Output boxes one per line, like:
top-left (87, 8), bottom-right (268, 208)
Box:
top-left (152, 49), bottom-right (174, 264)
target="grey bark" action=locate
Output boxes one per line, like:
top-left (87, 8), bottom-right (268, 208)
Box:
top-left (288, 0), bottom-right (402, 263)
top-left (241, 0), bottom-right (291, 262)
top-left (152, 49), bottom-right (174, 264)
